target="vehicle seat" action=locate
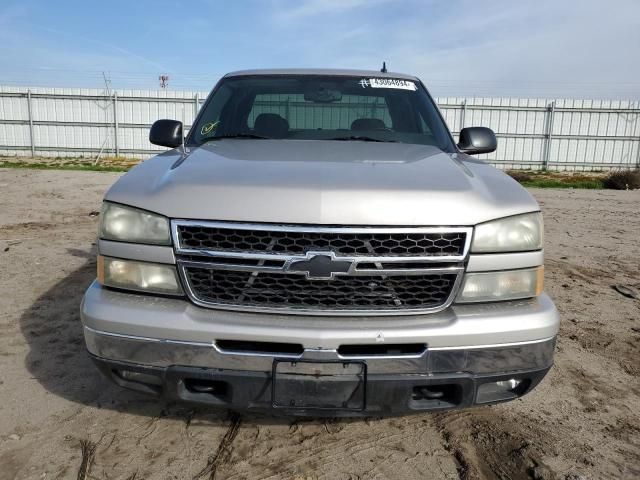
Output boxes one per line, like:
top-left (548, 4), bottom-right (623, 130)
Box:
top-left (254, 113), bottom-right (289, 138)
top-left (351, 118), bottom-right (387, 131)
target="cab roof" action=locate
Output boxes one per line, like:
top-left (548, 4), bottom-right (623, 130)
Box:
top-left (224, 68), bottom-right (419, 81)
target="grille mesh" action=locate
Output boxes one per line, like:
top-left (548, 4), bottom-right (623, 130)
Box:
top-left (184, 267), bottom-right (457, 311)
top-left (178, 225), bottom-right (466, 257)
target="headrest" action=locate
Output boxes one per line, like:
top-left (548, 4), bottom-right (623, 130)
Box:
top-left (351, 118), bottom-right (387, 131)
top-left (254, 113), bottom-right (289, 138)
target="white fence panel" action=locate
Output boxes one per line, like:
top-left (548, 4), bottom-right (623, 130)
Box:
top-left (0, 85), bottom-right (638, 170)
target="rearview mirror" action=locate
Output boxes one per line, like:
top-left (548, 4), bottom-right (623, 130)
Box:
top-left (458, 127), bottom-right (497, 155)
top-left (150, 119), bottom-right (183, 148)
top-left (304, 87), bottom-right (342, 103)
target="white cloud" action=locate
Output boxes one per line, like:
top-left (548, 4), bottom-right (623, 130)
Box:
top-left (38, 26), bottom-right (168, 72)
top-left (267, 0), bottom-right (640, 99)
top-left (272, 0), bottom-right (390, 22)
top-left (1, 0), bottom-right (638, 97)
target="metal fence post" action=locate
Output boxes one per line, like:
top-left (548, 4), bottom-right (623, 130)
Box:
top-left (194, 92), bottom-right (200, 119)
top-left (27, 90), bottom-right (35, 156)
top-left (636, 104), bottom-right (640, 168)
top-left (113, 91), bottom-right (119, 157)
top-left (459, 99), bottom-right (467, 136)
top-left (543, 100), bottom-right (556, 169)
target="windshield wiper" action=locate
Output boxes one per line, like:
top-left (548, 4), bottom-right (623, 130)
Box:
top-left (329, 135), bottom-right (397, 143)
top-left (201, 133), bottom-right (271, 143)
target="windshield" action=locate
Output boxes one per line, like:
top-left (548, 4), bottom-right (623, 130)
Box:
top-left (189, 75), bottom-right (455, 151)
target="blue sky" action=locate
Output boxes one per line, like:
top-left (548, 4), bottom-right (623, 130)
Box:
top-left (1, 0), bottom-right (639, 98)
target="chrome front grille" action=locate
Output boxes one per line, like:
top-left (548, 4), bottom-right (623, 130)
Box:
top-left (183, 267), bottom-right (459, 311)
top-left (177, 224), bottom-right (467, 257)
top-left (172, 221), bottom-right (471, 316)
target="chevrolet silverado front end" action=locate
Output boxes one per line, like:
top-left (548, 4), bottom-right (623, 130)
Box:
top-left (81, 69), bottom-right (559, 415)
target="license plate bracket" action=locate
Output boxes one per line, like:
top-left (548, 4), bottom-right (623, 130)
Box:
top-left (272, 360), bottom-right (366, 411)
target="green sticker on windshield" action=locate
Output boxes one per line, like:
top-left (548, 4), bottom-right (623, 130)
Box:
top-left (201, 121), bottom-right (219, 135)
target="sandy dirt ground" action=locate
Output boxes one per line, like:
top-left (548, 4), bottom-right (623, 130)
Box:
top-left (0, 168), bottom-right (638, 480)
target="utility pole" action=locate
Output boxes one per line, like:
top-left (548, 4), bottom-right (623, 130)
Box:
top-left (102, 71), bottom-right (112, 95)
top-left (94, 71), bottom-right (114, 163)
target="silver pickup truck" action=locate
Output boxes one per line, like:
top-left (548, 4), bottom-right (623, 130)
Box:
top-left (81, 69), bottom-right (559, 416)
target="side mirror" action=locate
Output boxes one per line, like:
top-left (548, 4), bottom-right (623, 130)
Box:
top-left (150, 119), bottom-right (183, 148)
top-left (457, 127), bottom-right (497, 155)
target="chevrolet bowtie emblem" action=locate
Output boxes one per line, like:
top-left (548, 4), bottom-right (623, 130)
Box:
top-left (286, 252), bottom-right (353, 280)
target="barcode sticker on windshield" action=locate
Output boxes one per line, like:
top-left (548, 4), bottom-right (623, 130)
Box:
top-left (359, 78), bottom-right (417, 91)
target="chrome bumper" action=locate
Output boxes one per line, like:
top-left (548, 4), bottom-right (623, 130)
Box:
top-left (81, 281), bottom-right (560, 349)
top-left (84, 325), bottom-right (555, 375)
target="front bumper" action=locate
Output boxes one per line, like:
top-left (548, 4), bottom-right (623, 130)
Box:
top-left (91, 353), bottom-right (551, 416)
top-left (81, 283), bottom-right (559, 415)
top-left (81, 281), bottom-right (559, 349)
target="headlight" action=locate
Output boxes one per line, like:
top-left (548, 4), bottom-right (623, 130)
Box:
top-left (456, 267), bottom-right (543, 303)
top-left (472, 213), bottom-right (543, 253)
top-left (100, 202), bottom-right (170, 245)
top-left (97, 256), bottom-right (183, 295)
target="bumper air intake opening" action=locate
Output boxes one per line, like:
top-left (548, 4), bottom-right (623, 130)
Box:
top-left (183, 378), bottom-right (230, 401)
top-left (411, 384), bottom-right (463, 409)
top-left (338, 343), bottom-right (427, 357)
top-left (111, 368), bottom-right (163, 395)
top-left (215, 340), bottom-right (304, 356)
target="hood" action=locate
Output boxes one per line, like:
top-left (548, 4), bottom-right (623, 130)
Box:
top-left (105, 140), bottom-right (539, 226)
